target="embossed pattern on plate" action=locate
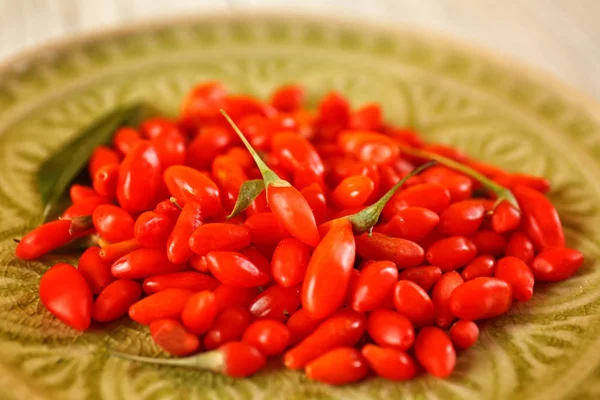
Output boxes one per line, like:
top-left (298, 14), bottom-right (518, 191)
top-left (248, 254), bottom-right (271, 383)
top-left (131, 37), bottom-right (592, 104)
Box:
top-left (0, 14), bottom-right (600, 400)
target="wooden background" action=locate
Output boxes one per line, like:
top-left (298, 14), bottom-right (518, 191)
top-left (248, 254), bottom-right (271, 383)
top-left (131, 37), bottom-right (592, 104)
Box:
top-left (1, 0), bottom-right (599, 99)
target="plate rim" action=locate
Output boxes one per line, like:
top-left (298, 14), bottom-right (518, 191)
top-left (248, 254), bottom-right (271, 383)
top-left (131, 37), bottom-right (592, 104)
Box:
top-left (0, 9), bottom-right (599, 122)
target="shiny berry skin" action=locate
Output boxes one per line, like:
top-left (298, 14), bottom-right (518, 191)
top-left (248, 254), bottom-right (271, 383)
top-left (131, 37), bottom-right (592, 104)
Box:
top-left (361, 344), bottom-right (417, 381)
top-left (432, 271), bottom-right (464, 328)
top-left (367, 309), bottom-right (414, 351)
top-left (305, 347), bottom-right (369, 385)
top-left (350, 261), bottom-right (398, 312)
top-left (461, 255), bottom-right (495, 281)
top-left (92, 279), bottom-right (142, 322)
top-left (426, 236), bottom-right (477, 271)
top-left (92, 204), bottom-right (135, 243)
top-left (243, 319), bottom-right (291, 356)
top-left (181, 290), bottom-right (218, 335)
top-left (449, 278), bottom-right (512, 320)
top-left (39, 263), bottom-right (93, 331)
top-left (530, 247), bottom-right (584, 282)
top-left (495, 256), bottom-right (535, 301)
top-left (450, 320), bottom-right (479, 350)
top-left (415, 326), bottom-right (456, 378)
top-left (505, 232), bottom-right (536, 265)
top-left (439, 200), bottom-right (486, 236)
top-left (393, 280), bottom-right (434, 327)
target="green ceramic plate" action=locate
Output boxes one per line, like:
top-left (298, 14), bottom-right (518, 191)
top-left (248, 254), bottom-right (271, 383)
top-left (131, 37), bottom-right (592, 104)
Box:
top-left (1, 13), bottom-right (600, 400)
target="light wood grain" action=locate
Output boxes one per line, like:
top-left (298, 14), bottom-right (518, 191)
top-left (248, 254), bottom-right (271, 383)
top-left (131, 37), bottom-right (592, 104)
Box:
top-left (1, 0), bottom-right (599, 99)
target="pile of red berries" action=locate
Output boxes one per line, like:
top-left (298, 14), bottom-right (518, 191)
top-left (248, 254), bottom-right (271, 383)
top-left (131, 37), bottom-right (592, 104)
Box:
top-left (16, 82), bottom-right (584, 383)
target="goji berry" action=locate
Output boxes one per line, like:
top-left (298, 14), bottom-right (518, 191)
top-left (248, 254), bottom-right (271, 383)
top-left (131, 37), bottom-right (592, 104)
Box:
top-left (469, 229), bottom-right (507, 257)
top-left (113, 127), bottom-right (142, 155)
top-left (491, 200), bottom-right (521, 233)
top-left (361, 344), bottom-right (417, 381)
top-left (249, 285), bottom-right (301, 321)
top-left (112, 248), bottom-right (185, 279)
top-left (92, 279), bottom-right (142, 322)
top-left (180, 81), bottom-right (227, 125)
top-left (338, 131), bottom-right (400, 165)
top-left (332, 175), bottom-right (375, 209)
top-left (393, 280), bottom-right (434, 326)
top-left (93, 164), bottom-right (119, 199)
top-left (426, 236), bottom-right (477, 271)
top-left (383, 183), bottom-right (451, 219)
top-left (420, 166), bottom-right (472, 202)
top-left (16, 220), bottom-right (80, 260)
top-left (305, 347), bottom-right (368, 385)
top-left (350, 260), bottom-right (398, 312)
top-left (206, 251), bottom-right (270, 288)
top-left (117, 141), bottom-right (162, 214)
top-left (505, 231), bottom-right (536, 264)
top-left (88, 145), bottom-right (120, 178)
top-left (271, 238), bottom-right (312, 287)
top-left (244, 212), bottom-right (290, 245)
top-left (439, 200), bottom-right (486, 236)
top-left (461, 255), bottom-right (495, 281)
top-left (69, 184), bottom-right (108, 205)
top-left (530, 247), bottom-right (584, 281)
top-left (349, 103), bottom-right (382, 131)
top-left (382, 207), bottom-right (440, 242)
top-left (149, 319), bottom-right (201, 356)
top-left (77, 246), bottom-right (114, 294)
top-left (181, 291), bottom-right (218, 335)
top-left (142, 271), bottom-right (218, 294)
top-left (189, 223), bottom-right (251, 256)
top-left (284, 309), bottom-right (366, 369)
top-left (98, 238), bottom-right (141, 263)
top-left (356, 232), bottom-right (424, 269)
top-left (286, 308), bottom-right (322, 346)
top-left (149, 123), bottom-right (186, 168)
top-left (243, 319), bottom-right (291, 356)
top-left (449, 277), bottom-right (512, 320)
top-left (204, 306), bottom-right (251, 350)
top-left (397, 265), bottom-right (442, 292)
top-left (301, 219), bottom-right (355, 320)
top-left (449, 320), bottom-right (479, 350)
top-left (213, 284), bottom-right (258, 311)
top-left (366, 309), bottom-right (414, 351)
top-left (495, 256), bottom-right (535, 301)
top-left (39, 263), bottom-right (93, 331)
top-left (514, 185), bottom-right (564, 250)
top-left (163, 165), bottom-right (222, 218)
top-left (270, 84), bottom-right (305, 112)
top-left (134, 211), bottom-right (174, 249)
top-left (129, 288), bottom-right (193, 325)
top-left (432, 271), bottom-right (464, 328)
top-left (167, 201), bottom-right (203, 264)
top-left (92, 204), bottom-right (134, 243)
top-left (414, 326), bottom-right (456, 378)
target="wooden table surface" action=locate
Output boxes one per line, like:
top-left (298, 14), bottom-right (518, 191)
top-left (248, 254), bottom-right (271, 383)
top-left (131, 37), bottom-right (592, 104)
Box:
top-left (1, 0), bottom-right (599, 100)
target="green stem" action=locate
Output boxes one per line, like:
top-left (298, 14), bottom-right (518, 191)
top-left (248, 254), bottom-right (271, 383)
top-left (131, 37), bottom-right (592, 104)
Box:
top-left (397, 144), bottom-right (519, 209)
top-left (169, 197), bottom-right (183, 210)
top-left (348, 160), bottom-right (437, 234)
top-left (221, 110), bottom-right (289, 188)
top-left (110, 350), bottom-right (225, 372)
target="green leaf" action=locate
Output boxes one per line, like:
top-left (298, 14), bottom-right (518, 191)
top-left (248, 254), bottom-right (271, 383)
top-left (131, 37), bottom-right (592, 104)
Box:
top-left (227, 179), bottom-right (265, 219)
top-left (37, 103), bottom-right (153, 222)
top-left (347, 161), bottom-right (437, 234)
